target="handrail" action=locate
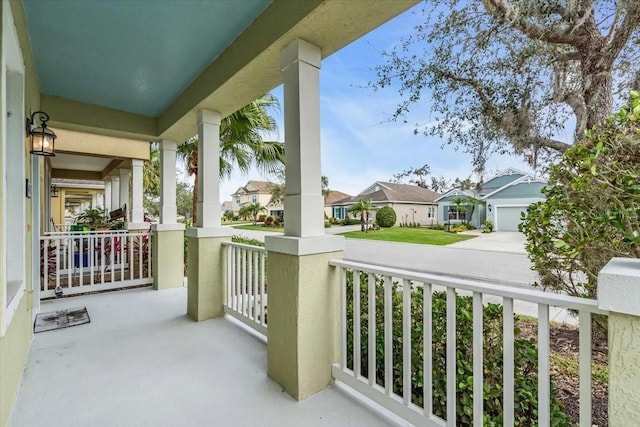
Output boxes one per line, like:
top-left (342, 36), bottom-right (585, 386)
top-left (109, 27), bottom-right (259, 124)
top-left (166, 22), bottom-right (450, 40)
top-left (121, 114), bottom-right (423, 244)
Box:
top-left (221, 240), bottom-right (266, 252)
top-left (329, 259), bottom-right (608, 314)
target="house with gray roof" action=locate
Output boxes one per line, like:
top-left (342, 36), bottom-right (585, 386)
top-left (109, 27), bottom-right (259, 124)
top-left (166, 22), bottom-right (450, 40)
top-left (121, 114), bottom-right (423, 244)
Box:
top-left (436, 168), bottom-right (547, 231)
top-left (331, 181), bottom-right (441, 226)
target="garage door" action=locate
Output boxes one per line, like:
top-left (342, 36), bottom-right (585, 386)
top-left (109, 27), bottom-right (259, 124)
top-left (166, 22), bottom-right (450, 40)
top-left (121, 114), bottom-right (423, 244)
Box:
top-left (495, 206), bottom-right (526, 231)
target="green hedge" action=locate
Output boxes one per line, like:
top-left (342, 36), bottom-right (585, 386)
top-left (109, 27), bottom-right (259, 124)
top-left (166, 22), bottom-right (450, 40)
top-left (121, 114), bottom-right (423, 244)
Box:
top-left (346, 272), bottom-right (571, 426)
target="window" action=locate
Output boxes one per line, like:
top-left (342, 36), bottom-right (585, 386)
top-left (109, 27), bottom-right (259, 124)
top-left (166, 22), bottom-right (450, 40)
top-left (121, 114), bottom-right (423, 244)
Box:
top-left (235, 197), bottom-right (241, 205)
top-left (332, 206), bottom-right (346, 220)
top-left (447, 205), bottom-right (466, 221)
top-left (3, 4), bottom-right (27, 334)
top-left (251, 195), bottom-right (257, 203)
top-left (427, 206), bottom-right (434, 218)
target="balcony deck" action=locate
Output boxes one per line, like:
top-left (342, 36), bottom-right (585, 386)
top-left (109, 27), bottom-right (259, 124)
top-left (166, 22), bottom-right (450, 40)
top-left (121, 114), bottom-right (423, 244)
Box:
top-left (11, 287), bottom-right (400, 427)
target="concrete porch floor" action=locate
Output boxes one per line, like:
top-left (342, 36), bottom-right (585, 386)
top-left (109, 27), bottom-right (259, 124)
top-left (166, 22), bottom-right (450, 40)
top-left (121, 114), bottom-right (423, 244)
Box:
top-left (11, 288), bottom-right (400, 427)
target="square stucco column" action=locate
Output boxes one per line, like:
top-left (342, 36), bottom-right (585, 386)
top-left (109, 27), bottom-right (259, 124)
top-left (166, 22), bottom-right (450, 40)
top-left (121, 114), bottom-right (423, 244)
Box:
top-left (129, 159), bottom-right (144, 225)
top-left (186, 110), bottom-right (231, 321)
top-left (598, 258), bottom-right (640, 426)
top-left (104, 180), bottom-right (112, 212)
top-left (266, 39), bottom-right (345, 401)
top-left (151, 140), bottom-right (185, 291)
top-left (110, 175), bottom-right (120, 209)
top-left (119, 168), bottom-right (130, 213)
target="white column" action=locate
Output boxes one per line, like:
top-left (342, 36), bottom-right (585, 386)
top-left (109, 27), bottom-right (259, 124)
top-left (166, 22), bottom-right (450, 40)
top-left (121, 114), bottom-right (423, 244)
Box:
top-left (197, 109), bottom-right (222, 228)
top-left (119, 168), bottom-right (130, 215)
top-left (91, 193), bottom-right (98, 209)
top-left (281, 38), bottom-right (324, 237)
top-left (104, 180), bottom-right (112, 212)
top-left (130, 159), bottom-right (144, 223)
top-left (111, 176), bottom-right (120, 209)
top-left (159, 140), bottom-right (178, 224)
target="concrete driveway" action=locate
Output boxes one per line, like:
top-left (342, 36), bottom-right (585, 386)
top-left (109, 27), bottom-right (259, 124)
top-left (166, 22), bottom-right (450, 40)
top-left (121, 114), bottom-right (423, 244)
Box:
top-left (447, 230), bottom-right (528, 254)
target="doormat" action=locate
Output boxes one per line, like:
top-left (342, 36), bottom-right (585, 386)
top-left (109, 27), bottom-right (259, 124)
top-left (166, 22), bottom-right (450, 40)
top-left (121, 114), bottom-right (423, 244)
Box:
top-left (34, 307), bottom-right (90, 333)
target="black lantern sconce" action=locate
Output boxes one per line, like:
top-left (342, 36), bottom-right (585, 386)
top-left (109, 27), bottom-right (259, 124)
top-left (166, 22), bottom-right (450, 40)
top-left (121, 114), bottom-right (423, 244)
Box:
top-left (488, 204), bottom-right (492, 212)
top-left (26, 111), bottom-right (56, 156)
top-left (50, 184), bottom-right (59, 198)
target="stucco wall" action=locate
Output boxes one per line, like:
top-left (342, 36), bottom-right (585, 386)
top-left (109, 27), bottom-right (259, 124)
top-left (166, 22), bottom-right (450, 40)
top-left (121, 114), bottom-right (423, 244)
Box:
top-left (385, 203), bottom-right (437, 226)
top-left (0, 2), bottom-right (41, 425)
top-left (608, 312), bottom-right (640, 425)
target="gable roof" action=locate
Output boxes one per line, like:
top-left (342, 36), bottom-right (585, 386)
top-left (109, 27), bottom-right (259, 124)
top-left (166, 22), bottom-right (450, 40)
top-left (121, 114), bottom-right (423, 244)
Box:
top-left (482, 175), bottom-right (547, 199)
top-left (231, 180), bottom-right (276, 196)
top-left (434, 188), bottom-right (476, 202)
top-left (333, 181), bottom-right (440, 205)
top-left (477, 168), bottom-right (528, 196)
top-left (324, 190), bottom-right (351, 205)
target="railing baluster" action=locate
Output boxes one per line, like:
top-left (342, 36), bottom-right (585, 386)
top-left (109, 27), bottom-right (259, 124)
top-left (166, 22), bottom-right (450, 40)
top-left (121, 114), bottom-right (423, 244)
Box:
top-left (230, 246), bottom-right (236, 310)
top-left (110, 235), bottom-right (115, 283)
top-left (260, 251), bottom-right (266, 327)
top-left (504, 297), bottom-right (514, 426)
top-left (368, 272), bottom-right (376, 386)
top-left (423, 282), bottom-right (432, 416)
top-left (55, 239), bottom-right (60, 290)
top-left (384, 275), bottom-right (392, 396)
top-left (354, 270), bottom-right (361, 378)
top-left (146, 232), bottom-right (152, 278)
top-left (446, 287), bottom-right (456, 426)
top-left (253, 250), bottom-right (259, 321)
top-left (402, 278), bottom-right (411, 406)
top-left (247, 250), bottom-right (253, 319)
top-left (67, 236), bottom-right (73, 288)
top-left (89, 236), bottom-right (95, 286)
top-left (538, 304), bottom-right (550, 427)
top-left (340, 268), bottom-right (347, 370)
top-left (473, 292), bottom-right (483, 427)
top-left (235, 247), bottom-right (241, 312)
top-left (129, 234), bottom-right (134, 281)
top-left (43, 239), bottom-right (49, 291)
top-left (579, 310), bottom-right (592, 427)
top-left (120, 234), bottom-right (125, 281)
top-left (100, 235), bottom-right (105, 284)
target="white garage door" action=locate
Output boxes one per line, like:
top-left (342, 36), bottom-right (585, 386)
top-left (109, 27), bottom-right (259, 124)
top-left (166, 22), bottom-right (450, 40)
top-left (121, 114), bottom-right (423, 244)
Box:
top-left (496, 206), bottom-right (526, 231)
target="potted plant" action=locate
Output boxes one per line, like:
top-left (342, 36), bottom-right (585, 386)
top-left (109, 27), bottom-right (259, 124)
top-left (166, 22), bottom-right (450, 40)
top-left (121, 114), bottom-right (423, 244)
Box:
top-left (75, 208), bottom-right (111, 230)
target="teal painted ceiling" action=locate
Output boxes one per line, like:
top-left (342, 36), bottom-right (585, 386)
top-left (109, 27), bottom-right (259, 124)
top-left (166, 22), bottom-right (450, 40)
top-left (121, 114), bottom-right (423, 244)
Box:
top-left (23, 0), bottom-right (271, 116)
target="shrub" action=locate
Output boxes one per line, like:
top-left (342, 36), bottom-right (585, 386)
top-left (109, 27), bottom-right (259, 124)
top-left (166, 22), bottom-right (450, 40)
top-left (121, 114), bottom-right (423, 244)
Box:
top-left (462, 222), bottom-right (475, 230)
top-left (231, 235), bottom-right (264, 247)
top-left (324, 221), bottom-right (331, 228)
top-left (483, 219), bottom-right (493, 233)
top-left (346, 273), bottom-right (571, 426)
top-left (431, 223), bottom-right (444, 230)
top-left (450, 224), bottom-right (467, 233)
top-left (273, 219), bottom-right (281, 227)
top-left (376, 206), bottom-right (397, 227)
top-left (258, 214), bottom-right (267, 222)
top-left (341, 217), bottom-right (359, 226)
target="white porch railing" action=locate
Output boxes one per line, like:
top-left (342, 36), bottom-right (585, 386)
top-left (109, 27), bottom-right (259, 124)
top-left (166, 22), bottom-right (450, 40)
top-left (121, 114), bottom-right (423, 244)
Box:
top-left (328, 259), bottom-right (608, 427)
top-left (222, 241), bottom-right (267, 336)
top-left (40, 230), bottom-right (152, 299)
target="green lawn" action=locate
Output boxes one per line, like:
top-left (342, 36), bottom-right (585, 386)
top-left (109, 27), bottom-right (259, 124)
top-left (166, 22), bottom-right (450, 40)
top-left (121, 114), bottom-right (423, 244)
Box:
top-left (232, 224), bottom-right (284, 232)
top-left (339, 227), bottom-right (476, 245)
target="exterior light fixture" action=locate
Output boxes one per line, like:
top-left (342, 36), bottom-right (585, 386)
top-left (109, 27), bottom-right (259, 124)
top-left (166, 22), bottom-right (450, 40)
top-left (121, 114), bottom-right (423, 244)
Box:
top-left (26, 111), bottom-right (56, 156)
top-left (488, 204), bottom-right (492, 212)
top-left (50, 184), bottom-right (59, 198)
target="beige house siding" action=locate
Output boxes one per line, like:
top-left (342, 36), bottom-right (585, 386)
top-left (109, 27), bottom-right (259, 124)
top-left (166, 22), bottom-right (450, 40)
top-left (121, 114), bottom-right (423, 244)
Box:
top-left (382, 203), bottom-right (438, 226)
top-left (231, 181), bottom-right (283, 217)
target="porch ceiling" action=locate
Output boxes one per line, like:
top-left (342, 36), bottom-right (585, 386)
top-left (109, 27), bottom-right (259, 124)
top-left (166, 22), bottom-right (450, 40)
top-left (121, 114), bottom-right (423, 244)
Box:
top-left (18, 0), bottom-right (419, 142)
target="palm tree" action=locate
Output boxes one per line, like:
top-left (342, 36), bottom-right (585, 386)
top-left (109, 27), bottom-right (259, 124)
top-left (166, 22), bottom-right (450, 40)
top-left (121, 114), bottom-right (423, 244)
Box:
top-left (245, 203), bottom-right (265, 225)
top-left (177, 94), bottom-right (284, 224)
top-left (348, 199), bottom-right (375, 233)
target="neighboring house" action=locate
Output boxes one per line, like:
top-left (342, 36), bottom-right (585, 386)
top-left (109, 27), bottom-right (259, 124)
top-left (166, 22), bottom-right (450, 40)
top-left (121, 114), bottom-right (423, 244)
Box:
top-left (331, 181), bottom-right (440, 226)
top-left (436, 168), bottom-right (547, 231)
top-left (231, 180), bottom-right (283, 219)
top-left (221, 201), bottom-right (234, 215)
top-left (324, 190), bottom-right (351, 219)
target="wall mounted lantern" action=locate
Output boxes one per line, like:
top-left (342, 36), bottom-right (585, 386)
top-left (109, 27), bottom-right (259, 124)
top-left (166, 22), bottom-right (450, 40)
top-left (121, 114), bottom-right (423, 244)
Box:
top-left (26, 111), bottom-right (56, 156)
top-left (488, 204), bottom-right (492, 212)
top-left (50, 184), bottom-right (59, 198)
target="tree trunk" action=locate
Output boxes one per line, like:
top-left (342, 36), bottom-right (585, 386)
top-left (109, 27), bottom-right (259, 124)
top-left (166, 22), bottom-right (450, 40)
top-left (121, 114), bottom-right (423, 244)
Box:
top-left (192, 171), bottom-right (198, 226)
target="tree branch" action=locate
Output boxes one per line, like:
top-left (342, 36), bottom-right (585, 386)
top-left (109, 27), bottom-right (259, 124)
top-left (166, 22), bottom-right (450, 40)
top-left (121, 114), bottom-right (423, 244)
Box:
top-left (606, 3), bottom-right (640, 59)
top-left (482, 0), bottom-right (576, 45)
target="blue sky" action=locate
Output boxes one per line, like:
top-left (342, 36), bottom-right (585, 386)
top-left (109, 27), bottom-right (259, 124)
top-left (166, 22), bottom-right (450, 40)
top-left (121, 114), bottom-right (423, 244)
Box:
top-left (217, 4), bottom-right (534, 201)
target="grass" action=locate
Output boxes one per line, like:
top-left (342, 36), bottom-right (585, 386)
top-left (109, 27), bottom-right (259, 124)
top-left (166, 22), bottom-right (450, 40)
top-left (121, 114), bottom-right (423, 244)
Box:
top-left (338, 227), bottom-right (476, 245)
top-left (233, 223), bottom-right (284, 232)
top-left (221, 220), bottom-right (252, 225)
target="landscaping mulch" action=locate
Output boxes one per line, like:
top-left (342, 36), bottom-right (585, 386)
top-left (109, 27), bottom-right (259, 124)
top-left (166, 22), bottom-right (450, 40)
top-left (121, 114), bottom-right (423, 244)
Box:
top-left (517, 320), bottom-right (608, 427)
